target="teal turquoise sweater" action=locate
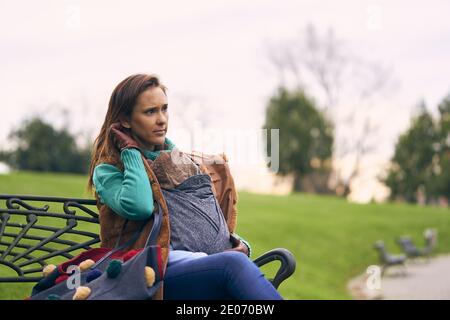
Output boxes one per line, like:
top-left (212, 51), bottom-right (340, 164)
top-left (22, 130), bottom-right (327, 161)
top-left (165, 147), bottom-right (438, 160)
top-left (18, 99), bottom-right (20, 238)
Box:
top-left (92, 137), bottom-right (251, 256)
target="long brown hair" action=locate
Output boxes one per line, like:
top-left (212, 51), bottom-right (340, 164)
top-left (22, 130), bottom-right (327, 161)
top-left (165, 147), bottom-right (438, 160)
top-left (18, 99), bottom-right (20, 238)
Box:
top-left (86, 73), bottom-right (167, 193)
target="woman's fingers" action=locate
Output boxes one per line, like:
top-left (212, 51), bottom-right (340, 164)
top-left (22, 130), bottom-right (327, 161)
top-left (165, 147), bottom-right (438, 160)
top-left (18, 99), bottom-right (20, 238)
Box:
top-left (110, 122), bottom-right (123, 131)
top-left (109, 122), bottom-right (140, 151)
top-left (225, 240), bottom-right (249, 256)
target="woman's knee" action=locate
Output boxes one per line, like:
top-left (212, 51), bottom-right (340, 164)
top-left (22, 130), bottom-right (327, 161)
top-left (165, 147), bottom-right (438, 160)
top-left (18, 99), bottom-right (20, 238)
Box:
top-left (222, 250), bottom-right (249, 261)
top-left (221, 251), bottom-right (259, 272)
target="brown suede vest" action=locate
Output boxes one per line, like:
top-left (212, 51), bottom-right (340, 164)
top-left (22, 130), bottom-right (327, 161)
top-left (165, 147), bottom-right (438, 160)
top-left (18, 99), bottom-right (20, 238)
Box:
top-left (94, 150), bottom-right (239, 300)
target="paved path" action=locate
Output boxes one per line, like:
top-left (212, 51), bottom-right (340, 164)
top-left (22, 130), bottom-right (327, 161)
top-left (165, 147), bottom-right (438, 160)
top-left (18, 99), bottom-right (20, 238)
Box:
top-left (348, 254), bottom-right (450, 300)
top-left (379, 255), bottom-right (450, 299)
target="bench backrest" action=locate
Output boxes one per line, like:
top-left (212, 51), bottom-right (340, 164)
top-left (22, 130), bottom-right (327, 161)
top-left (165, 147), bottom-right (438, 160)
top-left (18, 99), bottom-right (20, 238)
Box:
top-left (0, 195), bottom-right (100, 283)
top-left (373, 241), bottom-right (390, 262)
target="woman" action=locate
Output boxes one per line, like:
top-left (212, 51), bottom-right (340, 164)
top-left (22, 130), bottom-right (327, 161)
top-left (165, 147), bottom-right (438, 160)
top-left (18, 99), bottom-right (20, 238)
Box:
top-left (87, 73), bottom-right (283, 300)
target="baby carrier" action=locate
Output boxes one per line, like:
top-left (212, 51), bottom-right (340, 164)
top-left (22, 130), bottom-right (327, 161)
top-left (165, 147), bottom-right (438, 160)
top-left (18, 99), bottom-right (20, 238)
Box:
top-left (148, 148), bottom-right (234, 254)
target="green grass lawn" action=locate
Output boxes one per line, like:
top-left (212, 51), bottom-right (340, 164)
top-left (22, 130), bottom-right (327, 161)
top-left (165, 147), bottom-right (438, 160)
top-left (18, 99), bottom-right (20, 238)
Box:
top-left (0, 170), bottom-right (449, 299)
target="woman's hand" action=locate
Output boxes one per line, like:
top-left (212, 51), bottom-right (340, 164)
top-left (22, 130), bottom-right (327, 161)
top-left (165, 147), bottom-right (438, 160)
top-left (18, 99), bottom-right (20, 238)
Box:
top-left (226, 234), bottom-right (249, 256)
top-left (110, 122), bottom-right (141, 151)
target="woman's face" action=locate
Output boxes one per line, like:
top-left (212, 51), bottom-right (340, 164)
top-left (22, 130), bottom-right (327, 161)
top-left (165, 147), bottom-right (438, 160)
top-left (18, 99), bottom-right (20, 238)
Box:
top-left (122, 86), bottom-right (169, 150)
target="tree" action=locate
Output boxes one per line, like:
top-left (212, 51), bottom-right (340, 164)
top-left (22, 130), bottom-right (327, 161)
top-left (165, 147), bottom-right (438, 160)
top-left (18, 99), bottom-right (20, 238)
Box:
top-left (263, 86), bottom-right (334, 193)
top-left (383, 103), bottom-right (438, 203)
top-left (430, 94), bottom-right (450, 200)
top-left (1, 116), bottom-right (91, 173)
top-left (264, 24), bottom-right (396, 196)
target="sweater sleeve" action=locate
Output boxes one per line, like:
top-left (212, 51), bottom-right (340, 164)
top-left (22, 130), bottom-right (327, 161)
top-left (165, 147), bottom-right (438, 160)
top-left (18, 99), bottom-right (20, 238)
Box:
top-left (93, 148), bottom-right (154, 221)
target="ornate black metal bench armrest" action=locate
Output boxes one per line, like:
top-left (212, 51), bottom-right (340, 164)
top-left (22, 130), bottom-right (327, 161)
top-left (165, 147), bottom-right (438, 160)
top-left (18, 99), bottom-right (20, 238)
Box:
top-left (253, 248), bottom-right (296, 289)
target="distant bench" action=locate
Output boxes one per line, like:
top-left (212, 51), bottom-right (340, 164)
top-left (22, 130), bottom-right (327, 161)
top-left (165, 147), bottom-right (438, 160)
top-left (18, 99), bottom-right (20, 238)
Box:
top-left (373, 240), bottom-right (406, 275)
top-left (0, 194), bottom-right (296, 293)
top-left (374, 229), bottom-right (438, 275)
top-left (397, 231), bottom-right (438, 260)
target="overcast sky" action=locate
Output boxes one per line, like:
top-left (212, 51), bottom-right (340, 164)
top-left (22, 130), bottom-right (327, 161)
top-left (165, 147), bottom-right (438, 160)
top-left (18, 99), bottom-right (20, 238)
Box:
top-left (1, 0), bottom-right (450, 198)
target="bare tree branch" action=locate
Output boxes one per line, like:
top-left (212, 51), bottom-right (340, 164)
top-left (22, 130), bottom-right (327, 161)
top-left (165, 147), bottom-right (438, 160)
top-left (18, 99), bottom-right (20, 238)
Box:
top-left (264, 23), bottom-right (396, 195)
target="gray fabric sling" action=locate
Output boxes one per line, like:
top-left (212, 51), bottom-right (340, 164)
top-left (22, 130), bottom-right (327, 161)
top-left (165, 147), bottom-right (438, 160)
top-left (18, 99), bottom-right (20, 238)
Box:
top-left (161, 173), bottom-right (233, 254)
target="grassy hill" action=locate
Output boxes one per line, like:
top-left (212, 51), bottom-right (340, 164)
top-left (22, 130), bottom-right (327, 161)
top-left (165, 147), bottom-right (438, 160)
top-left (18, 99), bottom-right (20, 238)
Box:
top-left (0, 171), bottom-right (449, 299)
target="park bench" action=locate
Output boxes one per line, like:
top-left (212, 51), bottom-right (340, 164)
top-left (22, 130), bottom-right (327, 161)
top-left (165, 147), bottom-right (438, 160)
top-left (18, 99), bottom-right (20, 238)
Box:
top-left (373, 240), bottom-right (406, 275)
top-left (397, 231), bottom-right (438, 260)
top-left (0, 194), bottom-right (296, 297)
top-left (397, 237), bottom-right (425, 259)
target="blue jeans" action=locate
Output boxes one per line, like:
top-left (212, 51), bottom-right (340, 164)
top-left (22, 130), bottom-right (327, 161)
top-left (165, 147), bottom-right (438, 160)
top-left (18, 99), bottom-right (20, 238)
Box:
top-left (163, 251), bottom-right (283, 300)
